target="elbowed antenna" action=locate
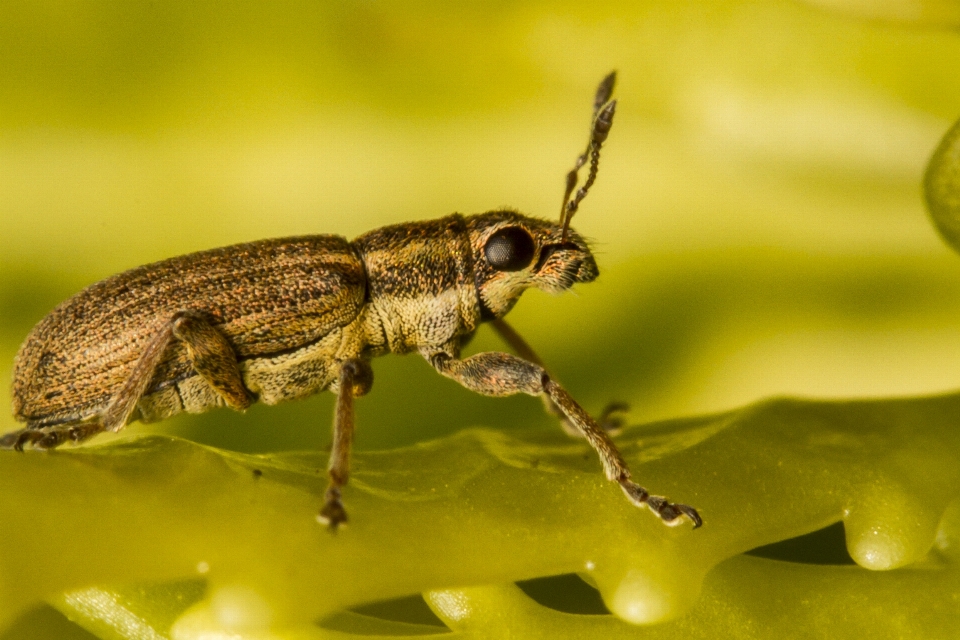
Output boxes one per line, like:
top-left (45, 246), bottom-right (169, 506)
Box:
top-left (560, 71), bottom-right (618, 243)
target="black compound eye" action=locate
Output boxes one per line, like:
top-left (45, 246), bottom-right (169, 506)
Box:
top-left (484, 226), bottom-right (536, 272)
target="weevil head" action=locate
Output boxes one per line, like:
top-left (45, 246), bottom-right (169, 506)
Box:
top-left (467, 210), bottom-right (598, 320)
top-left (462, 73), bottom-right (617, 323)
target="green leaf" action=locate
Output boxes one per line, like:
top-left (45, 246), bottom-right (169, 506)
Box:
top-left (50, 581), bottom-right (205, 640)
top-left (2, 392), bottom-right (959, 638)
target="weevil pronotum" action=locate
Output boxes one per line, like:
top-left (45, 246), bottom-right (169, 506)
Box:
top-left (2, 73), bottom-right (701, 530)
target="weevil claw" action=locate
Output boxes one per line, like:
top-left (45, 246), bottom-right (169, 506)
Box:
top-left (648, 495), bottom-right (703, 528)
top-left (620, 480), bottom-right (702, 528)
top-left (0, 432), bottom-right (17, 450)
top-left (676, 504), bottom-right (703, 529)
top-left (1, 428), bottom-right (35, 452)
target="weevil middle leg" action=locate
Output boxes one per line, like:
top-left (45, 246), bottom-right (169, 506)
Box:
top-left (428, 350), bottom-right (701, 528)
top-left (318, 358), bottom-right (373, 530)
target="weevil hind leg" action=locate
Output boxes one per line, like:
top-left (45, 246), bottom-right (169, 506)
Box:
top-left (98, 318), bottom-right (180, 433)
top-left (0, 419), bottom-right (104, 451)
top-left (101, 310), bottom-right (253, 433)
top-left (489, 318), bottom-right (630, 436)
top-left (6, 312), bottom-right (252, 451)
top-left (318, 358), bottom-right (373, 531)
top-left (428, 349), bottom-right (702, 529)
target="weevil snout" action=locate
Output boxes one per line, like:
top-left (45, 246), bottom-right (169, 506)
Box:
top-left (535, 237), bottom-right (599, 289)
top-left (467, 211), bottom-right (599, 319)
top-left (576, 256), bottom-right (600, 283)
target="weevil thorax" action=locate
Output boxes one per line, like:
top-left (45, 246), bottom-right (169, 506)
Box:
top-left (467, 209), bottom-right (598, 319)
top-left (353, 214), bottom-right (482, 354)
top-left (351, 210), bottom-right (597, 354)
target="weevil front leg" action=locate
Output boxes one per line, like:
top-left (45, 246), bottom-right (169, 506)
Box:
top-left (2, 310), bottom-right (252, 450)
top-left (318, 358), bottom-right (373, 531)
top-left (489, 318), bottom-right (628, 434)
top-left (428, 350), bottom-right (701, 528)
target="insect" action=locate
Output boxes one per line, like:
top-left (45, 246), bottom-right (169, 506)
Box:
top-left (2, 73), bottom-right (701, 530)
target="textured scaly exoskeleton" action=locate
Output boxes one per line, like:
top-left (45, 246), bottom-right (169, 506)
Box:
top-left (2, 73), bottom-right (701, 530)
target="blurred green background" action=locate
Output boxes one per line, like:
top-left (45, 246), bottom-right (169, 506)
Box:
top-left (3, 0), bottom-right (960, 451)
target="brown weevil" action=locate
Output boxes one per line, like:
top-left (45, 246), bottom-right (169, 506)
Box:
top-left (2, 73), bottom-right (702, 530)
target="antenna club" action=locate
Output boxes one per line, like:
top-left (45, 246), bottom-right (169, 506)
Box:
top-left (594, 71), bottom-right (617, 112)
top-left (593, 100), bottom-right (617, 144)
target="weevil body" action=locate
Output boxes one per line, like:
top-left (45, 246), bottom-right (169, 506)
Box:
top-left (10, 213), bottom-right (593, 427)
top-left (2, 74), bottom-right (702, 530)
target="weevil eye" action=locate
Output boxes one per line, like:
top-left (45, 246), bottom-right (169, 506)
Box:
top-left (484, 227), bottom-right (536, 271)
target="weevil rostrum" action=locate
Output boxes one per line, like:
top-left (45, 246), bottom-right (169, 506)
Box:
top-left (1, 73), bottom-right (701, 530)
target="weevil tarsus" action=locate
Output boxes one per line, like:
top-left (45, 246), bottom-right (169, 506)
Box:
top-left (0, 419), bottom-right (100, 451)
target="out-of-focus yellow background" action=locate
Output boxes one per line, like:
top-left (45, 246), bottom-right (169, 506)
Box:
top-left (3, 0), bottom-right (960, 454)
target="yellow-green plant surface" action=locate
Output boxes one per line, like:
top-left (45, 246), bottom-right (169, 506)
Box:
top-left (5, 0), bottom-right (960, 637)
top-left (2, 393), bottom-right (960, 639)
